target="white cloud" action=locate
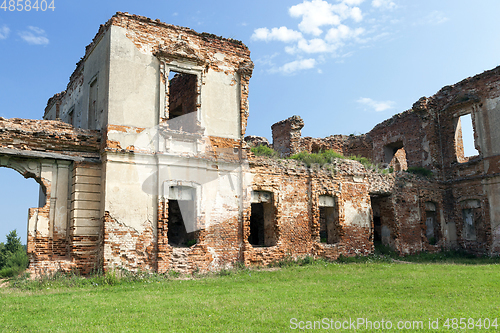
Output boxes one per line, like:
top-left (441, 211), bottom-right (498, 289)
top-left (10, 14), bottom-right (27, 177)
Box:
top-left (289, 0), bottom-right (342, 36)
top-left (343, 0), bottom-right (364, 5)
top-left (251, 0), bottom-right (399, 75)
top-left (288, 0), bottom-right (364, 36)
top-left (252, 26), bottom-right (303, 42)
top-left (325, 24), bottom-right (364, 43)
top-left (357, 97), bottom-right (395, 112)
top-left (371, 0), bottom-right (396, 10)
top-left (297, 38), bottom-right (335, 53)
top-left (276, 58), bottom-right (316, 74)
top-left (19, 26), bottom-right (49, 45)
top-left (350, 7), bottom-right (363, 22)
top-left (418, 11), bottom-right (449, 25)
top-left (0, 25), bottom-right (10, 39)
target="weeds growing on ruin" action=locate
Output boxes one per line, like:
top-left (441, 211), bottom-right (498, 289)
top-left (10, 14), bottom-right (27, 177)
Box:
top-left (250, 145), bottom-right (279, 158)
top-left (288, 149), bottom-right (383, 172)
top-left (406, 166), bottom-right (433, 178)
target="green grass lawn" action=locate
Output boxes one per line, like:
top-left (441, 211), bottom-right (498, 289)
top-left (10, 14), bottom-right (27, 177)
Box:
top-left (1, 260), bottom-right (499, 332)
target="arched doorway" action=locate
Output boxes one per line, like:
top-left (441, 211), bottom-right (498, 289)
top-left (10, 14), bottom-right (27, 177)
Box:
top-left (0, 167), bottom-right (41, 246)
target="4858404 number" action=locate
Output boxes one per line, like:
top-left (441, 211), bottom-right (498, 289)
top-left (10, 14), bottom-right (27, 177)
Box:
top-left (1, 0), bottom-right (55, 11)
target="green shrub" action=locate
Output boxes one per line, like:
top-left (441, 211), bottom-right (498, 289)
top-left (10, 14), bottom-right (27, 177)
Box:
top-left (406, 166), bottom-right (433, 178)
top-left (289, 149), bottom-right (378, 170)
top-left (289, 150), bottom-right (344, 167)
top-left (250, 145), bottom-right (278, 158)
top-left (347, 155), bottom-right (376, 169)
top-left (289, 151), bottom-right (326, 166)
top-left (0, 230), bottom-right (29, 277)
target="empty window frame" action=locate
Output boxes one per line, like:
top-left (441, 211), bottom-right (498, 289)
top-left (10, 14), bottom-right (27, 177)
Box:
top-left (88, 78), bottom-right (98, 130)
top-left (370, 194), bottom-right (394, 248)
top-left (455, 114), bottom-right (479, 162)
top-left (248, 191), bottom-right (276, 247)
top-left (424, 201), bottom-right (439, 245)
top-left (68, 106), bottom-right (75, 127)
top-left (318, 195), bottom-right (340, 244)
top-left (167, 186), bottom-right (197, 247)
top-left (462, 208), bottom-right (476, 241)
top-left (461, 199), bottom-right (481, 241)
top-left (167, 70), bottom-right (198, 132)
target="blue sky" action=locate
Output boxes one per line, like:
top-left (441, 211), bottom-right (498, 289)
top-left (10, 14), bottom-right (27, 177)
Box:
top-left (0, 0), bottom-right (499, 243)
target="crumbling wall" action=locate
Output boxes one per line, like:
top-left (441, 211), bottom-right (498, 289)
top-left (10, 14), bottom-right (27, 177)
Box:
top-left (271, 116), bottom-right (304, 157)
top-left (244, 157), bottom-right (374, 265)
top-left (0, 117), bottom-right (102, 274)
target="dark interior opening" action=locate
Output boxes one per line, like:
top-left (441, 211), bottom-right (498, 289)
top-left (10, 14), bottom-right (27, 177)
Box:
top-left (425, 210), bottom-right (438, 245)
top-left (249, 203), bottom-right (264, 246)
top-left (169, 104), bottom-right (183, 120)
top-left (168, 71), bottom-right (197, 132)
top-left (248, 201), bottom-right (275, 247)
top-left (373, 216), bottom-right (382, 242)
top-left (167, 199), bottom-right (197, 247)
top-left (319, 206), bottom-right (340, 244)
top-left (370, 194), bottom-right (395, 250)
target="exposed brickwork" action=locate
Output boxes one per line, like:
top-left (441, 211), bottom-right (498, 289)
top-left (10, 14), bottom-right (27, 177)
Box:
top-left (102, 211), bottom-right (156, 272)
top-left (0, 117), bottom-right (101, 158)
top-left (271, 115), bottom-right (304, 157)
top-left (244, 135), bottom-right (270, 148)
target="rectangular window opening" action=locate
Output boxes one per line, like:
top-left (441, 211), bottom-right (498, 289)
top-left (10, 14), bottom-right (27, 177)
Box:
top-left (88, 79), bottom-right (98, 130)
top-left (168, 70), bottom-right (198, 132)
top-left (455, 114), bottom-right (479, 162)
top-left (248, 191), bottom-right (276, 247)
top-left (167, 199), bottom-right (197, 247)
top-left (425, 211), bottom-right (438, 245)
top-left (424, 201), bottom-right (439, 245)
top-left (318, 195), bottom-right (340, 244)
top-left (462, 208), bottom-right (476, 241)
top-left (319, 206), bottom-right (340, 244)
top-left (68, 107), bottom-right (74, 127)
top-left (370, 194), bottom-right (395, 250)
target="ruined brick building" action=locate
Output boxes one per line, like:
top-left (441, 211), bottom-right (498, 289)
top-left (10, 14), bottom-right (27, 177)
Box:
top-left (0, 12), bottom-right (499, 274)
